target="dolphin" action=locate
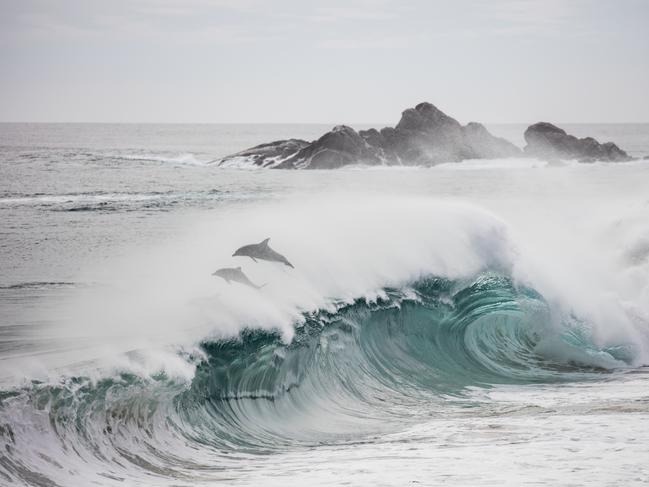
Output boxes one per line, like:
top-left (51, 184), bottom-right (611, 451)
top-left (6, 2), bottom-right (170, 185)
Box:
top-left (212, 267), bottom-right (265, 290)
top-left (233, 238), bottom-right (294, 268)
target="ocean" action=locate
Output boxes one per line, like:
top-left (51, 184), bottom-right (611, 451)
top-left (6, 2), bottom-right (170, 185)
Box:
top-left (1, 122), bottom-right (649, 486)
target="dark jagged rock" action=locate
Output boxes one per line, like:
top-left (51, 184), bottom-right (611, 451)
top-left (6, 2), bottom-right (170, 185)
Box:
top-left (217, 102), bottom-right (522, 169)
top-left (359, 128), bottom-right (385, 148)
top-left (218, 139), bottom-right (309, 167)
top-left (524, 122), bottom-right (631, 162)
top-left (386, 102), bottom-right (475, 164)
top-left (276, 125), bottom-right (384, 169)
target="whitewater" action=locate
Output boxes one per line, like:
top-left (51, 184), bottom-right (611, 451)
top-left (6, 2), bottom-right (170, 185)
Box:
top-left (1, 123), bottom-right (649, 486)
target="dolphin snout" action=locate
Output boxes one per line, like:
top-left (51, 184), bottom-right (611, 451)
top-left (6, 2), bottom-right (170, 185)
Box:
top-left (232, 253), bottom-right (236, 257)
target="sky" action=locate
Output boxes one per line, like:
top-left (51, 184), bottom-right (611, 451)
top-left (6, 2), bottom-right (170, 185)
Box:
top-left (1, 0), bottom-right (648, 123)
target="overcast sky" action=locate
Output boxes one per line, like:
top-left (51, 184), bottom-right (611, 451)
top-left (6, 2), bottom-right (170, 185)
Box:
top-left (1, 0), bottom-right (648, 123)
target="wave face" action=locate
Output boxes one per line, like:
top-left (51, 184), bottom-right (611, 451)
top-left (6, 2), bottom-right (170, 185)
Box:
top-left (0, 271), bottom-right (636, 485)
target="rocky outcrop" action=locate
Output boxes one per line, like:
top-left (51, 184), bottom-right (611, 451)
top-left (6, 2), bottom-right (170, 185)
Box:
top-left (218, 139), bottom-right (309, 168)
top-left (276, 125), bottom-right (384, 169)
top-left (524, 122), bottom-right (631, 162)
top-left (218, 102), bottom-right (522, 169)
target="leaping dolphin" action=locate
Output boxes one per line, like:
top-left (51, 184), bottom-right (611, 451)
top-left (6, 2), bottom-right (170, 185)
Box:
top-left (233, 238), bottom-right (294, 268)
top-left (212, 267), bottom-right (265, 290)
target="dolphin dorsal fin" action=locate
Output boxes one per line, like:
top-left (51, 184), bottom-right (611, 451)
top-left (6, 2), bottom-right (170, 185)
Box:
top-left (260, 238), bottom-right (270, 247)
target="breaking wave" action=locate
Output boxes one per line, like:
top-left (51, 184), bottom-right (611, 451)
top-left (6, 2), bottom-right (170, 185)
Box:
top-left (110, 152), bottom-right (216, 166)
top-left (1, 195), bottom-right (648, 486)
top-left (0, 271), bottom-right (637, 486)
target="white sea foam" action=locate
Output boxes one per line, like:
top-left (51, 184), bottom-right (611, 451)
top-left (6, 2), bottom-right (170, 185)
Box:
top-left (61, 196), bottom-right (512, 343)
top-left (435, 157), bottom-right (550, 170)
top-left (216, 155), bottom-right (266, 169)
top-left (30, 189), bottom-right (645, 381)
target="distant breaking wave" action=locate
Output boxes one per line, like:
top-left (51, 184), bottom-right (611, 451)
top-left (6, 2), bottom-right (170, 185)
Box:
top-left (0, 190), bottom-right (259, 212)
top-left (110, 152), bottom-right (217, 166)
top-left (9, 148), bottom-right (217, 166)
top-left (0, 281), bottom-right (78, 290)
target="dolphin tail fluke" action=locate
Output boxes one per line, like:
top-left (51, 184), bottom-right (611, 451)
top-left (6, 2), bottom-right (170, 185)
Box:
top-left (285, 261), bottom-right (294, 268)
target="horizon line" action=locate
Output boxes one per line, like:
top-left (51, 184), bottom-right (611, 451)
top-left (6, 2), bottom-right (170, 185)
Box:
top-left (1, 120), bottom-right (649, 125)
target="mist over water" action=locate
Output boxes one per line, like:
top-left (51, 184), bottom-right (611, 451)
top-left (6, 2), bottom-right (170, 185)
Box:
top-left (1, 124), bottom-right (649, 486)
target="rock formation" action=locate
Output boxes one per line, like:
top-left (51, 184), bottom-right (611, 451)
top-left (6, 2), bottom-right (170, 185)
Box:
top-left (275, 125), bottom-right (384, 169)
top-left (217, 103), bottom-right (633, 169)
top-left (217, 139), bottom-right (310, 168)
top-left (218, 102), bottom-right (521, 169)
top-left (523, 122), bottom-right (631, 162)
